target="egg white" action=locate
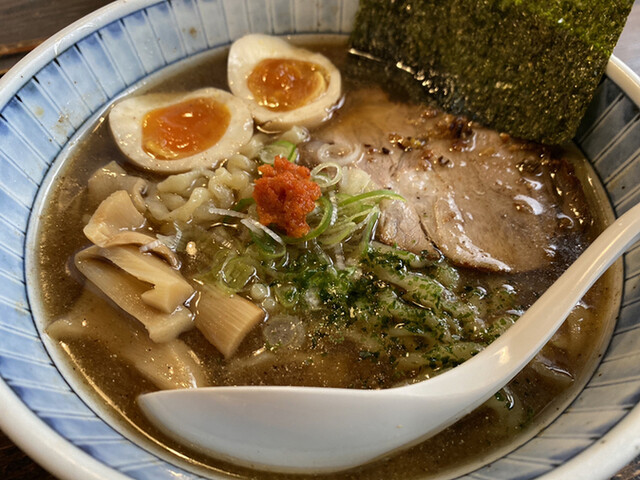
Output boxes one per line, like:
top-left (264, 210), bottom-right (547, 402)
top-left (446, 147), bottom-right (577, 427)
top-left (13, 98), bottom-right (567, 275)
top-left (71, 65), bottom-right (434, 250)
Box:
top-left (228, 34), bottom-right (342, 131)
top-left (109, 88), bottom-right (254, 174)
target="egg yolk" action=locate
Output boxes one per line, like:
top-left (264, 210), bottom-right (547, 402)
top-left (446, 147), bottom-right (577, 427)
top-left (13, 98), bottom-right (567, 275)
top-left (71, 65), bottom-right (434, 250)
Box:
top-left (247, 58), bottom-right (327, 112)
top-left (142, 97), bottom-right (231, 160)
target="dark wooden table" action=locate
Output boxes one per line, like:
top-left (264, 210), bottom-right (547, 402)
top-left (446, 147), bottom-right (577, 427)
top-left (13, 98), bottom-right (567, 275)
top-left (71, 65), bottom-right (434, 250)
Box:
top-left (1, 0), bottom-right (639, 479)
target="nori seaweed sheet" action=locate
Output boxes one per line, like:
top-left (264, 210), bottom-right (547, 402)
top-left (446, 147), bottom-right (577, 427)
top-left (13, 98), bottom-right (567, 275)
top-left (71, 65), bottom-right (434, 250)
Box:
top-left (350, 0), bottom-right (633, 144)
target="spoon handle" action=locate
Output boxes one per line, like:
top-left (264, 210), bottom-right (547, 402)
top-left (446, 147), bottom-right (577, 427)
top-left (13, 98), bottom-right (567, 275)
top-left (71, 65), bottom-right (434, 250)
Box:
top-left (412, 201), bottom-right (640, 399)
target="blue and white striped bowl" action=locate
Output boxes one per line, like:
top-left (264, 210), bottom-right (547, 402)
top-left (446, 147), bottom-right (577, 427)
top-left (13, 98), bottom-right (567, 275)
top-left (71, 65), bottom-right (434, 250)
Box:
top-left (1, 1), bottom-right (639, 479)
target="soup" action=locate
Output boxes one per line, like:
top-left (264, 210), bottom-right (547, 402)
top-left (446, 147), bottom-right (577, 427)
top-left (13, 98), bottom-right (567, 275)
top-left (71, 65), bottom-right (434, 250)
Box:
top-left (35, 36), bottom-right (621, 479)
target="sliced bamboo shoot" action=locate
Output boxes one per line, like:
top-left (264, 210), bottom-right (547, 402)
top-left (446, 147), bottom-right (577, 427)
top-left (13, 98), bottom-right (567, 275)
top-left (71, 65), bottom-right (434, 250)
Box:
top-left (84, 190), bottom-right (145, 247)
top-left (47, 290), bottom-right (207, 389)
top-left (88, 161), bottom-right (148, 212)
top-left (75, 246), bottom-right (193, 342)
top-left (96, 245), bottom-right (193, 312)
top-left (102, 231), bottom-right (180, 269)
top-left (195, 284), bottom-right (265, 358)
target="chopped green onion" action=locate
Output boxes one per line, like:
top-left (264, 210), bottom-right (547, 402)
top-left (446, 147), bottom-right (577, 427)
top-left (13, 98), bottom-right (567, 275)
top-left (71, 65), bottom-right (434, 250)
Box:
top-left (197, 248), bottom-right (234, 285)
top-left (274, 283), bottom-right (298, 308)
top-left (338, 189), bottom-right (405, 208)
top-left (333, 207), bottom-right (375, 227)
top-left (319, 201), bottom-right (378, 247)
top-left (240, 217), bottom-right (287, 259)
top-left (250, 231), bottom-right (287, 259)
top-left (308, 241), bottom-right (334, 266)
top-left (358, 208), bottom-right (380, 256)
top-left (241, 218), bottom-right (284, 245)
top-left (220, 255), bottom-right (257, 292)
top-left (311, 162), bottom-right (343, 189)
top-left (232, 197), bottom-right (256, 212)
top-left (319, 222), bottom-right (356, 246)
top-left (258, 140), bottom-right (298, 164)
top-left (207, 207), bottom-right (248, 225)
top-left (283, 196), bottom-right (334, 244)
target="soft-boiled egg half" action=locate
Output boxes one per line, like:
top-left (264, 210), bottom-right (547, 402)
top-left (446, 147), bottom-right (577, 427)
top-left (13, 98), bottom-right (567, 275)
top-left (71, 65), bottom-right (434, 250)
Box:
top-left (109, 88), bottom-right (253, 174)
top-left (228, 34), bottom-right (342, 130)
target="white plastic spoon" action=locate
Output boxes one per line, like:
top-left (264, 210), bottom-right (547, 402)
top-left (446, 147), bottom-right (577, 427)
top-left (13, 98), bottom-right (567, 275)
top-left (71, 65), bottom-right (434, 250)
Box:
top-left (139, 202), bottom-right (640, 474)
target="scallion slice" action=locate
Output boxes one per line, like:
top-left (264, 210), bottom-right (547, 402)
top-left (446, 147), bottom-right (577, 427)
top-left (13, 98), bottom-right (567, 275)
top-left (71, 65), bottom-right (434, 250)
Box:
top-left (358, 208), bottom-right (380, 256)
top-left (338, 189), bottom-right (405, 207)
top-left (258, 140), bottom-right (298, 164)
top-left (249, 231), bottom-right (287, 259)
top-left (232, 197), bottom-right (256, 212)
top-left (220, 255), bottom-right (257, 292)
top-left (283, 196), bottom-right (334, 244)
top-left (311, 162), bottom-right (343, 189)
top-left (240, 217), bottom-right (287, 259)
top-left (319, 223), bottom-right (356, 246)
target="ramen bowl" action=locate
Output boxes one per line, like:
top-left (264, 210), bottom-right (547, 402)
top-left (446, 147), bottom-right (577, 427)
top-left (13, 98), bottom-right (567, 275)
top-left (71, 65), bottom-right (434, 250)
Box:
top-left (1, 1), bottom-right (640, 479)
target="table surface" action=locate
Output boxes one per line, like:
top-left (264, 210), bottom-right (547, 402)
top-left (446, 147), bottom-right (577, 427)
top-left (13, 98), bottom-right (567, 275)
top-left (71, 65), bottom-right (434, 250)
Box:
top-left (1, 1), bottom-right (639, 479)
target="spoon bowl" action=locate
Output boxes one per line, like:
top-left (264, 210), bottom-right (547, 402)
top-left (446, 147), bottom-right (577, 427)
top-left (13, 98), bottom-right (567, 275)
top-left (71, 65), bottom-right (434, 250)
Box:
top-left (139, 201), bottom-right (640, 473)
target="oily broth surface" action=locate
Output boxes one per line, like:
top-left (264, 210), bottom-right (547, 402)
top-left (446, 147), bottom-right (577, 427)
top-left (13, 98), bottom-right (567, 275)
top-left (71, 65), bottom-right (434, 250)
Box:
top-left (36, 38), bottom-right (621, 479)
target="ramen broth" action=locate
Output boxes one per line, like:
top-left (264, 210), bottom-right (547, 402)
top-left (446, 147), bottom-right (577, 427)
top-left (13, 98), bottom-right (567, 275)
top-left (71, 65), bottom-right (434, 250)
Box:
top-left (35, 37), bottom-right (621, 479)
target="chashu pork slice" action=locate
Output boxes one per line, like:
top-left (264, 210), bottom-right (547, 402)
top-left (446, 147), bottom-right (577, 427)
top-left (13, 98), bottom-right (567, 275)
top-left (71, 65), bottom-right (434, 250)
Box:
top-left (306, 88), bottom-right (590, 273)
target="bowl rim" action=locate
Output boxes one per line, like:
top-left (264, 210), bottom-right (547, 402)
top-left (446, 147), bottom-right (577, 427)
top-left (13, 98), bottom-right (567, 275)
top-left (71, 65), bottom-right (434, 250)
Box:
top-left (0, 0), bottom-right (165, 107)
top-left (1, 1), bottom-right (640, 479)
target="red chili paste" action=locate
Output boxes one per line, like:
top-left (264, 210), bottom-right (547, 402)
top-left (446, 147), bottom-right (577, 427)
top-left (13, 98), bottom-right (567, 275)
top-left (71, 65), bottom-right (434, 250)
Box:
top-left (253, 156), bottom-right (321, 238)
